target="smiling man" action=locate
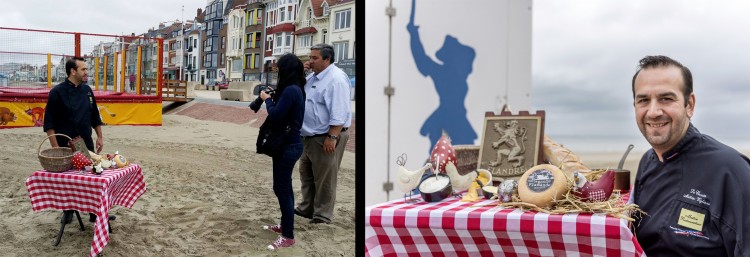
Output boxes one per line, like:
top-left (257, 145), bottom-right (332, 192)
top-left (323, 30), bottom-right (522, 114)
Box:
top-left (630, 55), bottom-right (750, 256)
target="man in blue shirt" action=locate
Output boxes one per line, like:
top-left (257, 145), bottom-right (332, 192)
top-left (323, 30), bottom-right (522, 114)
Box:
top-left (630, 55), bottom-right (750, 256)
top-left (294, 44), bottom-right (352, 224)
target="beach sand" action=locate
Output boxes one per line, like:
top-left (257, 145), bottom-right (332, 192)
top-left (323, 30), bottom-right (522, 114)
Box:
top-left (0, 98), bottom-right (355, 256)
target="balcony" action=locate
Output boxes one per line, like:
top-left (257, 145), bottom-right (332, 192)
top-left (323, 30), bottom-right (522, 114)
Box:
top-left (272, 46), bottom-right (293, 55)
top-left (298, 19), bottom-right (311, 28)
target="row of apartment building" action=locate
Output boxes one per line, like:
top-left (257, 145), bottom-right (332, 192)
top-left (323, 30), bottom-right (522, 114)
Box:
top-left (104, 0), bottom-right (355, 87)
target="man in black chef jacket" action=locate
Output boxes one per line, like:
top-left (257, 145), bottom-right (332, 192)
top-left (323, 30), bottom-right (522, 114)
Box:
top-left (43, 56), bottom-right (108, 223)
top-left (630, 55), bottom-right (750, 256)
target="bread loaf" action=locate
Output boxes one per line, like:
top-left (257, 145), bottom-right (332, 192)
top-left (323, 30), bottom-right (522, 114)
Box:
top-left (542, 135), bottom-right (590, 175)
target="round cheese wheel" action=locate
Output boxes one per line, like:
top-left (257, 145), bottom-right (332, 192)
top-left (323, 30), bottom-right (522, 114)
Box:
top-left (518, 164), bottom-right (568, 208)
top-left (114, 154), bottom-right (128, 168)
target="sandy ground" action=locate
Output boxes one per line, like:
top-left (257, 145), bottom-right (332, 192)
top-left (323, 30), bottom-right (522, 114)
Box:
top-left (0, 93), bottom-right (356, 256)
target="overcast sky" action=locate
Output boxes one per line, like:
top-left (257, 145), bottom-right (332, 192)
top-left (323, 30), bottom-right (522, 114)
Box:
top-left (0, 0), bottom-right (208, 35)
top-left (532, 0), bottom-right (750, 151)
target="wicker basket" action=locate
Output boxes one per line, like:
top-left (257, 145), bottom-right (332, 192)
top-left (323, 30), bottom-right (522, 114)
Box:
top-left (38, 134), bottom-right (74, 172)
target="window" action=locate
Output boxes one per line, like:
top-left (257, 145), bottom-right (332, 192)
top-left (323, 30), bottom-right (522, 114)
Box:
top-left (333, 41), bottom-right (349, 63)
top-left (221, 36), bottom-right (226, 49)
top-left (255, 53), bottom-right (261, 69)
top-left (335, 9), bottom-right (351, 30)
top-left (220, 53), bottom-right (225, 66)
top-left (280, 8), bottom-right (285, 22)
top-left (276, 34), bottom-right (282, 47)
top-left (194, 39), bottom-right (197, 48)
top-left (247, 10), bottom-right (254, 25)
top-left (307, 7), bottom-right (312, 19)
top-left (285, 33), bottom-right (291, 47)
top-left (245, 54), bottom-right (252, 68)
top-left (232, 59), bottom-right (242, 72)
top-left (299, 34), bottom-right (311, 48)
top-left (193, 56), bottom-right (197, 68)
top-left (323, 3), bottom-right (330, 16)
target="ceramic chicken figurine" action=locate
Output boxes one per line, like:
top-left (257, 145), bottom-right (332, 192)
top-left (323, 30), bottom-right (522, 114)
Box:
top-left (571, 170), bottom-right (616, 202)
top-left (459, 168), bottom-right (492, 202)
top-left (395, 153), bottom-right (432, 202)
top-left (445, 161), bottom-right (492, 198)
top-left (430, 132), bottom-right (457, 174)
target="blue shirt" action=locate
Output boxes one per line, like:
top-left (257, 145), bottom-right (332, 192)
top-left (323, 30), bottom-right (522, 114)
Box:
top-left (264, 85), bottom-right (305, 144)
top-left (301, 63), bottom-right (351, 136)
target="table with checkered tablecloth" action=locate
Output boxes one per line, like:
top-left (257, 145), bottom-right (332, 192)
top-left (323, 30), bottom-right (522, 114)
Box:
top-left (26, 163), bottom-right (146, 257)
top-left (366, 196), bottom-right (644, 257)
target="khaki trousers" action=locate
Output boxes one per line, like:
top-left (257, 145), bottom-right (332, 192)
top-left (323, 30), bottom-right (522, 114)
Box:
top-left (296, 130), bottom-right (349, 222)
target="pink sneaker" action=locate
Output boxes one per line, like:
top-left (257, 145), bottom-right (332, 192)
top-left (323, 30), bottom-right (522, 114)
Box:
top-left (262, 224), bottom-right (282, 234)
top-left (267, 235), bottom-right (295, 250)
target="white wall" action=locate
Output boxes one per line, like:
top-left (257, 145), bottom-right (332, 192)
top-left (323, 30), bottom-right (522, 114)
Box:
top-left (365, 0), bottom-right (533, 206)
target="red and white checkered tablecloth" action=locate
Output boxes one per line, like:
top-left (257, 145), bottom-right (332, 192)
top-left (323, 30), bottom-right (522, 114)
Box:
top-left (26, 163), bottom-right (146, 257)
top-left (366, 196), bottom-right (644, 257)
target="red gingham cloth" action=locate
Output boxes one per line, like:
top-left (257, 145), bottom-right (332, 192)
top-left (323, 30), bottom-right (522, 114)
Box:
top-left (365, 196), bottom-right (644, 257)
top-left (26, 164), bottom-right (146, 257)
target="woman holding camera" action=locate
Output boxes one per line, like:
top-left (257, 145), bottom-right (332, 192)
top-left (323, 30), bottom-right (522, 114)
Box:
top-left (254, 53), bottom-right (306, 250)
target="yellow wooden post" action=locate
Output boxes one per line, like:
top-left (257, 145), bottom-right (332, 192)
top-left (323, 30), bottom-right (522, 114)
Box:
top-left (121, 50), bottom-right (126, 93)
top-left (114, 52), bottom-right (118, 92)
top-left (137, 46), bottom-right (142, 95)
top-left (103, 55), bottom-right (108, 90)
top-left (47, 54), bottom-right (51, 88)
top-left (94, 57), bottom-right (99, 90)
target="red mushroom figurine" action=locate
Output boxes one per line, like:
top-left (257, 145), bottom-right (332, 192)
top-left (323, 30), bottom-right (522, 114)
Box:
top-left (430, 133), bottom-right (457, 174)
top-left (71, 152), bottom-right (93, 170)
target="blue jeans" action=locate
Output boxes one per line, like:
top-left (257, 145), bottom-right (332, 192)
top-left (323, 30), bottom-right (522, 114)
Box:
top-left (272, 142), bottom-right (303, 239)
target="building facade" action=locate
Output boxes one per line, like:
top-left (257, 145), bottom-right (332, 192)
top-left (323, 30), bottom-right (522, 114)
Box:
top-left (329, 0), bottom-right (354, 64)
top-left (203, 0), bottom-right (224, 85)
top-left (227, 7), bottom-right (246, 82)
top-left (294, 0), bottom-right (328, 63)
top-left (244, 0), bottom-right (265, 81)
top-left (264, 0), bottom-right (299, 70)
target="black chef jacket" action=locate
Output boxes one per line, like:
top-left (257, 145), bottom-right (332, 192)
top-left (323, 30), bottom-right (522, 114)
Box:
top-left (42, 78), bottom-right (103, 151)
top-left (632, 124), bottom-right (750, 256)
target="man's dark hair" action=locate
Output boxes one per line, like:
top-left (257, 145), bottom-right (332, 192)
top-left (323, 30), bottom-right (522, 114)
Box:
top-left (65, 57), bottom-right (86, 76)
top-left (311, 44), bottom-right (335, 63)
top-left (631, 55), bottom-right (693, 106)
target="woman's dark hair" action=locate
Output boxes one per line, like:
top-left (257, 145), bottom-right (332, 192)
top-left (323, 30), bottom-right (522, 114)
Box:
top-left (274, 53), bottom-right (306, 101)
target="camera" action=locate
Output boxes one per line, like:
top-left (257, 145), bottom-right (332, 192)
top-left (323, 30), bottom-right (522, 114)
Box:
top-left (259, 85), bottom-right (275, 96)
top-left (249, 85), bottom-right (276, 112)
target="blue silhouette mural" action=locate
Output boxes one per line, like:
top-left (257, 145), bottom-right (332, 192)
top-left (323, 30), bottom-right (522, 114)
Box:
top-left (408, 0), bottom-right (478, 153)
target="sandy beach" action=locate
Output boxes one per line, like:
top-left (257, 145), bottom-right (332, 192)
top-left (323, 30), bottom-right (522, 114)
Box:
top-left (0, 92), bottom-right (356, 257)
